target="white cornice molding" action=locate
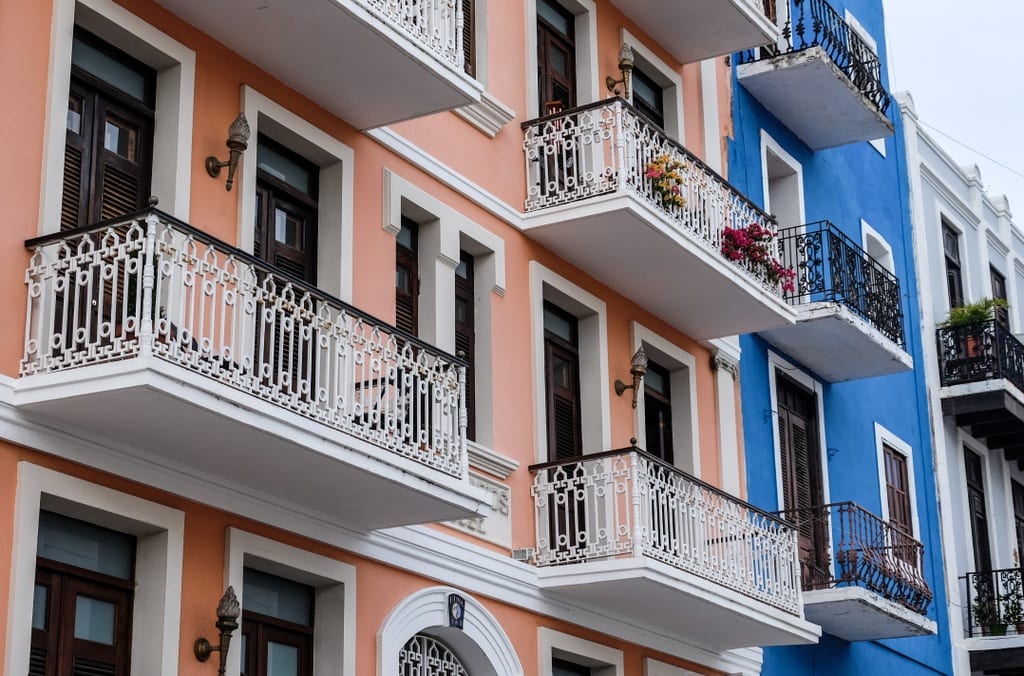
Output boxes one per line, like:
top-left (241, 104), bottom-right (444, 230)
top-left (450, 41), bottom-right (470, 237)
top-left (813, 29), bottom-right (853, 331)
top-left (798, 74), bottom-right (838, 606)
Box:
top-left (453, 91), bottom-right (516, 138)
top-left (0, 377), bottom-right (763, 675)
top-left (467, 440), bottom-right (519, 479)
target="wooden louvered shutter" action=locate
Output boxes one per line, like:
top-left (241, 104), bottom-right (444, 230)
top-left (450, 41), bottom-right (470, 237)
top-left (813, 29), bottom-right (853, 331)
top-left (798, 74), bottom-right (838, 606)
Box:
top-left (62, 84), bottom-right (93, 231)
top-left (462, 0), bottom-right (474, 77)
top-left (90, 95), bottom-right (152, 225)
top-left (395, 218), bottom-right (419, 336)
top-left (544, 304), bottom-right (581, 462)
top-left (454, 252), bottom-right (475, 439)
top-left (965, 449), bottom-right (993, 573)
top-left (536, 1), bottom-right (576, 117)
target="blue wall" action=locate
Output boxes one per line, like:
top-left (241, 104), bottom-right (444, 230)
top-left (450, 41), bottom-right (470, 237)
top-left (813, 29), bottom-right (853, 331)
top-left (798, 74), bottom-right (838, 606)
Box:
top-left (729, 1), bottom-right (953, 673)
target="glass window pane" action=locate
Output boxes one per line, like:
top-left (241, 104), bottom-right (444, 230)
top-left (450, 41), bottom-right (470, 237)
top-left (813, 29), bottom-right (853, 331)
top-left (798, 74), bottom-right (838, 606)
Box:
top-left (67, 96), bottom-right (83, 134)
top-left (258, 143), bottom-right (313, 196)
top-left (543, 307), bottom-right (575, 344)
top-left (74, 596), bottom-right (116, 645)
top-left (32, 584), bottom-right (48, 630)
top-left (274, 209), bottom-right (304, 250)
top-left (243, 568), bottom-right (313, 626)
top-left (268, 642), bottom-right (299, 676)
top-left (538, 0), bottom-right (571, 35)
top-left (645, 366), bottom-right (666, 395)
top-left (104, 115), bottom-right (138, 161)
top-left (37, 512), bottom-right (135, 580)
top-left (550, 48), bottom-right (567, 76)
top-left (71, 37), bottom-right (147, 102)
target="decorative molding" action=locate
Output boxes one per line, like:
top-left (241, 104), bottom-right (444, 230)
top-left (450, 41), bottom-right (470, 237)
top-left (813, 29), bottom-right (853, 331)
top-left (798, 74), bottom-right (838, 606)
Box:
top-left (453, 91), bottom-right (516, 138)
top-left (711, 354), bottom-right (739, 381)
top-left (449, 472), bottom-right (511, 547)
top-left (467, 440), bottom-right (519, 479)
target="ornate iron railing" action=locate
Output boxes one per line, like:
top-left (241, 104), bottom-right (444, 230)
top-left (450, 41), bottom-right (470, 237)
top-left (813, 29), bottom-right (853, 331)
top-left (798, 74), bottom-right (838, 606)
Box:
top-left (363, 0), bottom-right (464, 69)
top-left (777, 221), bottom-right (904, 346)
top-left (778, 502), bottom-right (931, 614)
top-left (529, 448), bottom-right (803, 615)
top-left (963, 568), bottom-right (1024, 637)
top-left (936, 319), bottom-right (1024, 392)
top-left (21, 209), bottom-right (467, 478)
top-left (737, 0), bottom-right (891, 117)
top-left (522, 98), bottom-right (785, 297)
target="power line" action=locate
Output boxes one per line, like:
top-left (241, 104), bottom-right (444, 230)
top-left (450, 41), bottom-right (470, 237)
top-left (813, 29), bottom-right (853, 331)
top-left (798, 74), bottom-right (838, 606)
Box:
top-left (917, 119), bottom-right (1024, 183)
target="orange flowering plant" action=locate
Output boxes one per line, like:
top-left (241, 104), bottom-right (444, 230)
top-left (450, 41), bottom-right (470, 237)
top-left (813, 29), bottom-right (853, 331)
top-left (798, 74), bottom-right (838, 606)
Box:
top-left (643, 154), bottom-right (687, 210)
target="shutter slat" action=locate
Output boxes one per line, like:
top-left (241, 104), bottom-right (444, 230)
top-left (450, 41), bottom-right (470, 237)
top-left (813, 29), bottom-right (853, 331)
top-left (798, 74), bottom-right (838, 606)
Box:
top-left (29, 646), bottom-right (47, 676)
top-left (61, 145), bottom-right (85, 231)
top-left (99, 164), bottom-right (140, 221)
top-left (553, 395), bottom-right (578, 459)
top-left (73, 656), bottom-right (117, 676)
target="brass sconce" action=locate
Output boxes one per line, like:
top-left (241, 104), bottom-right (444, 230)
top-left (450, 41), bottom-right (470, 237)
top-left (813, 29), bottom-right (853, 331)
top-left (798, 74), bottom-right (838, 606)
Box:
top-left (205, 113), bottom-right (251, 192)
top-left (614, 347), bottom-right (648, 409)
top-left (194, 586), bottom-right (241, 676)
top-left (605, 43), bottom-right (635, 99)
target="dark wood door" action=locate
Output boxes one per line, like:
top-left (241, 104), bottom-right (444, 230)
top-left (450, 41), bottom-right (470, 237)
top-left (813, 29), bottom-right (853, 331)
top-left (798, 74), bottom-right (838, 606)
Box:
top-left (777, 375), bottom-right (827, 588)
top-left (965, 448), bottom-right (993, 573)
top-left (537, 0), bottom-right (576, 116)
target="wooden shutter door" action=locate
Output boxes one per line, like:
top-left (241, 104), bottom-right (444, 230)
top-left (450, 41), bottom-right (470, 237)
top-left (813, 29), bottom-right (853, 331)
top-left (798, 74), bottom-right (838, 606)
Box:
top-left (545, 339), bottom-right (581, 461)
top-left (91, 96), bottom-right (152, 224)
top-left (62, 83), bottom-right (95, 231)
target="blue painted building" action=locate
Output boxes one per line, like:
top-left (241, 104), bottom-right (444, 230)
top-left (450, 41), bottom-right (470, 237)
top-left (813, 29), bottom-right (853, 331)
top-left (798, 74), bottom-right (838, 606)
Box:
top-left (728, 0), bottom-right (954, 673)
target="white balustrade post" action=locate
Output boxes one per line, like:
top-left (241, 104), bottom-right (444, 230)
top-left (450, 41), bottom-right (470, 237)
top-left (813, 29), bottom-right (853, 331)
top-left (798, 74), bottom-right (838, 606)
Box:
top-left (452, 0), bottom-right (464, 70)
top-left (139, 211), bottom-right (159, 356)
top-left (630, 452), bottom-right (645, 558)
top-left (612, 100), bottom-right (628, 194)
top-left (458, 363), bottom-right (468, 477)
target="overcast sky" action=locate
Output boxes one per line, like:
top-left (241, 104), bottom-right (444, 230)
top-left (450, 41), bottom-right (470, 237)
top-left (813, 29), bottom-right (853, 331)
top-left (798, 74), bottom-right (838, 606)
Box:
top-left (883, 0), bottom-right (1024, 218)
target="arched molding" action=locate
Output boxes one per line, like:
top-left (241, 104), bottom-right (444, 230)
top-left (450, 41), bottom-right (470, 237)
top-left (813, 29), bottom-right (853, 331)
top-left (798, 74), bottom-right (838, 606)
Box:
top-left (378, 586), bottom-right (522, 676)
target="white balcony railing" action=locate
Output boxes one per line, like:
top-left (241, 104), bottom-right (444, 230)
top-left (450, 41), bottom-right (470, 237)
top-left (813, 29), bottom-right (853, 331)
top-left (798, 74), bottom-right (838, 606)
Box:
top-left (365, 0), bottom-right (464, 68)
top-left (21, 210), bottom-right (467, 478)
top-left (523, 98), bottom-right (784, 297)
top-left (531, 450), bottom-right (803, 615)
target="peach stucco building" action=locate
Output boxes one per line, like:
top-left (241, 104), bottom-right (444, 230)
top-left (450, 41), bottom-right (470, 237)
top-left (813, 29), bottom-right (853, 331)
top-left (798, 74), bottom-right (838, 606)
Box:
top-left (0, 1), bottom-right (820, 675)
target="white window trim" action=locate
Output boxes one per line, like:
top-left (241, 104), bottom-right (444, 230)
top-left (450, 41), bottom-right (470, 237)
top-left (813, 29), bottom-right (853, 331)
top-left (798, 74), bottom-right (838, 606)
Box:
top-left (538, 627), bottom-right (623, 676)
top-left (767, 351), bottom-right (831, 511)
top-left (874, 422), bottom-right (921, 540)
top-left (530, 261), bottom-right (611, 462)
top-left (630, 321), bottom-right (700, 477)
top-left (618, 28), bottom-right (684, 144)
top-left (759, 130), bottom-right (806, 227)
top-left (5, 463), bottom-right (185, 676)
top-left (524, 0), bottom-right (598, 117)
top-left (643, 657), bottom-right (700, 676)
top-left (861, 219), bottom-right (895, 274)
top-left (238, 86), bottom-right (355, 302)
top-left (379, 587), bottom-right (522, 676)
top-left (383, 169), bottom-right (506, 448)
top-left (223, 528), bottom-right (356, 676)
top-left (40, 0), bottom-right (195, 233)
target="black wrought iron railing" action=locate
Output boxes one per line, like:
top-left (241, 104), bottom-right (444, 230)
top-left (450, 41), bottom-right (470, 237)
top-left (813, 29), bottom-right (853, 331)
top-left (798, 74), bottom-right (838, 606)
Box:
top-left (936, 320), bottom-right (1024, 392)
top-left (777, 221), bottom-right (904, 346)
top-left (737, 0), bottom-right (891, 117)
top-left (778, 502), bottom-right (932, 614)
top-left (963, 567), bottom-right (1024, 637)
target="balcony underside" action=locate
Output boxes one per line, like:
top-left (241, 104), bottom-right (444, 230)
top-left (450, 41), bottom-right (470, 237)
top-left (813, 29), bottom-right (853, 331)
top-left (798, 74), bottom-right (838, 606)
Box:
top-left (521, 194), bottom-right (796, 340)
top-left (536, 557), bottom-right (819, 650)
top-left (943, 383), bottom-right (1024, 470)
top-left (13, 358), bottom-right (490, 529)
top-left (737, 46), bottom-right (894, 149)
top-left (610, 0), bottom-right (778, 63)
top-left (759, 302), bottom-right (912, 382)
top-left (802, 587), bottom-right (936, 641)
top-left (967, 636), bottom-right (1024, 676)
top-left (153, 0), bottom-right (481, 129)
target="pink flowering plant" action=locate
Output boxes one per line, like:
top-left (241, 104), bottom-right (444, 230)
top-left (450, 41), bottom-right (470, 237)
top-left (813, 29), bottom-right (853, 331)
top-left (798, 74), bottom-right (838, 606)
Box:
top-left (720, 223), bottom-right (797, 293)
top-left (643, 154), bottom-right (687, 210)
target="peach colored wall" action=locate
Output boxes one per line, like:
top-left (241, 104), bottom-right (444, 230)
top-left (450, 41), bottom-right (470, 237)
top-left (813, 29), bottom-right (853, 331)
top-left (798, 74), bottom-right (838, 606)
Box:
top-left (0, 0), bottom-right (747, 628)
top-left (0, 444), bottom-right (726, 676)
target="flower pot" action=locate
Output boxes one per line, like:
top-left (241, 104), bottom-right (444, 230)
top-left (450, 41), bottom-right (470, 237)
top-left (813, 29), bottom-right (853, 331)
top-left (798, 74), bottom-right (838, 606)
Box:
top-left (983, 623), bottom-right (1008, 637)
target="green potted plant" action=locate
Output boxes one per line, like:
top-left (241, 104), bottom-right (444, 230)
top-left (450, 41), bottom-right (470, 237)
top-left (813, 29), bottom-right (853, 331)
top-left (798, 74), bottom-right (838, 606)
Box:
top-left (938, 298), bottom-right (1008, 358)
top-left (973, 574), bottom-right (1008, 636)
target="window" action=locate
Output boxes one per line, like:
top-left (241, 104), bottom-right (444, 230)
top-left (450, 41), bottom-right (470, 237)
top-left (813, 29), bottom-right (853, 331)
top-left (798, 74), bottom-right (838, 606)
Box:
top-left (964, 448), bottom-right (992, 572)
top-left (761, 132), bottom-right (804, 230)
top-left (883, 444), bottom-right (913, 535)
top-left (396, 217), bottom-right (420, 335)
top-left (631, 67), bottom-right (664, 130)
top-left (456, 252), bottom-right (477, 439)
top-left (31, 511), bottom-right (136, 676)
top-left (61, 29), bottom-right (156, 230)
top-left (544, 302), bottom-right (582, 461)
top-left (254, 136), bottom-right (319, 283)
top-left (943, 220), bottom-right (964, 309)
top-left (1014, 480), bottom-right (1024, 560)
top-left (241, 568), bottom-right (314, 676)
top-left (538, 628), bottom-right (622, 676)
top-left (991, 266), bottom-right (1009, 326)
top-left (536, 0), bottom-right (576, 115)
top-left (643, 361), bottom-right (673, 464)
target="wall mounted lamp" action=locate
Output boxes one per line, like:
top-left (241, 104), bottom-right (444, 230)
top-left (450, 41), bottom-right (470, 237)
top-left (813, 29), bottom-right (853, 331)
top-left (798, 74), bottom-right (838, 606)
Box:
top-left (205, 113), bottom-right (251, 192)
top-left (614, 346), bottom-right (648, 409)
top-left (194, 586), bottom-right (241, 676)
top-left (605, 43), bottom-right (635, 100)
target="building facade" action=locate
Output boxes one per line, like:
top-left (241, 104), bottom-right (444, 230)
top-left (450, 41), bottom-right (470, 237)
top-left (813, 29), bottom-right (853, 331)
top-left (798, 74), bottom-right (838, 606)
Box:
top-left (0, 2), bottom-right (826, 676)
top-left (729, 1), bottom-right (955, 674)
top-left (902, 91), bottom-right (1024, 676)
